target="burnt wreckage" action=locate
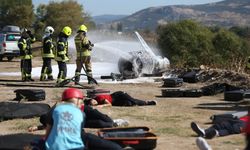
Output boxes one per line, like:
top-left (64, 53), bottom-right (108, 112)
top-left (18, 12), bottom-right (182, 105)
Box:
top-left (115, 32), bottom-right (170, 80)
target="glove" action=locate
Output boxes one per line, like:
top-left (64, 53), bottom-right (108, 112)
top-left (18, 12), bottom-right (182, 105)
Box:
top-left (89, 41), bottom-right (94, 47)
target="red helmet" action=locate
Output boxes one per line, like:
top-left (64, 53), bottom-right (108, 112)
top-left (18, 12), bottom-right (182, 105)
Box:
top-left (62, 88), bottom-right (84, 101)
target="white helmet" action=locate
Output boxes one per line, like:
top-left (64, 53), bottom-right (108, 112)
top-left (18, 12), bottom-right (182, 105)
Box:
top-left (45, 26), bottom-right (54, 34)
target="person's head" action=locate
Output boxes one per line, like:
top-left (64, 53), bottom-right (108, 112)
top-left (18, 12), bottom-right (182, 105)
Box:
top-left (77, 24), bottom-right (87, 35)
top-left (45, 26), bottom-right (54, 35)
top-left (62, 88), bottom-right (84, 107)
top-left (84, 99), bottom-right (98, 106)
top-left (61, 26), bottom-right (72, 37)
top-left (20, 28), bottom-right (29, 39)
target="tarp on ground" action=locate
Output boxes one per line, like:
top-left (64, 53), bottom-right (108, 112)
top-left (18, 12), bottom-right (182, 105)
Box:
top-left (0, 133), bottom-right (42, 150)
top-left (0, 102), bottom-right (50, 121)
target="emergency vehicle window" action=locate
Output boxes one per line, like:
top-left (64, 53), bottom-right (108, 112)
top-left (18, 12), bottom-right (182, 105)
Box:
top-left (6, 34), bottom-right (20, 41)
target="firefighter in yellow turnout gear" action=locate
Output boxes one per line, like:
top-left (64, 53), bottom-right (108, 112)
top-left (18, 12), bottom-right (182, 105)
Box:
top-left (74, 24), bottom-right (94, 84)
top-left (40, 26), bottom-right (55, 81)
top-left (18, 28), bottom-right (36, 81)
top-left (55, 26), bottom-right (72, 83)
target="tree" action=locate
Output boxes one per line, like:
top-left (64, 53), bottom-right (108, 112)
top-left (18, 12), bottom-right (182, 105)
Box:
top-left (0, 0), bottom-right (34, 28)
top-left (34, 4), bottom-right (47, 40)
top-left (157, 20), bottom-right (213, 68)
top-left (229, 26), bottom-right (250, 39)
top-left (34, 0), bottom-right (95, 41)
top-left (212, 29), bottom-right (249, 71)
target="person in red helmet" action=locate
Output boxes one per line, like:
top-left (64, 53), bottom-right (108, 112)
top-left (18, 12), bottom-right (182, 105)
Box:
top-left (29, 88), bottom-right (123, 150)
top-left (45, 88), bottom-right (85, 150)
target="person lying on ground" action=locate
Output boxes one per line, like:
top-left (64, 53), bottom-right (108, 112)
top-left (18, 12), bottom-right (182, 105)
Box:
top-left (28, 104), bottom-right (129, 132)
top-left (30, 88), bottom-right (123, 150)
top-left (191, 115), bottom-right (248, 139)
top-left (85, 91), bottom-right (157, 107)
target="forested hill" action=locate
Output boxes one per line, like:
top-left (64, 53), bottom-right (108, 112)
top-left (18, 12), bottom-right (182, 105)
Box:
top-left (113, 0), bottom-right (250, 30)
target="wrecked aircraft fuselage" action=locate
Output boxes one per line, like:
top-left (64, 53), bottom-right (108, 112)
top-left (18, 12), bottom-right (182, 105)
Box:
top-left (117, 31), bottom-right (170, 79)
top-left (118, 50), bottom-right (170, 79)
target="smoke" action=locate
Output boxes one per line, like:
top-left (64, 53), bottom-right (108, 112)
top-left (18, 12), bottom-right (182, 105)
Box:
top-left (67, 30), bottom-right (170, 76)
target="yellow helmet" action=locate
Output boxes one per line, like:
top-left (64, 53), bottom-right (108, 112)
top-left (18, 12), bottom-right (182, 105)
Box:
top-left (78, 24), bottom-right (88, 32)
top-left (62, 26), bottom-right (72, 36)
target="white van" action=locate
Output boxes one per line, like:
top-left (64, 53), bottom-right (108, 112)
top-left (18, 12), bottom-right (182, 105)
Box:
top-left (0, 32), bottom-right (21, 61)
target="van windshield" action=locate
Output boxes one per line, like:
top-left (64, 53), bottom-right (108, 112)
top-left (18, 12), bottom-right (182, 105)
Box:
top-left (6, 34), bottom-right (20, 41)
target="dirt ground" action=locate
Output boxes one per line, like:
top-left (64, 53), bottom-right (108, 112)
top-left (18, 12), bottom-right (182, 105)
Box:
top-left (0, 57), bottom-right (247, 150)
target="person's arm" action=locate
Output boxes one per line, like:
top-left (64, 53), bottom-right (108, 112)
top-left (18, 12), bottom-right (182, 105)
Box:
top-left (44, 37), bottom-right (54, 51)
top-left (96, 99), bottom-right (112, 108)
top-left (27, 30), bottom-right (36, 43)
top-left (44, 104), bottom-right (55, 139)
top-left (28, 125), bottom-right (46, 132)
top-left (44, 124), bottom-right (52, 140)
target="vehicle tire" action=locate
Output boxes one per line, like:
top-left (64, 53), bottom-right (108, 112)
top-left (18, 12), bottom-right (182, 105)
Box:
top-left (0, 55), bottom-right (3, 61)
top-left (7, 56), bottom-right (14, 61)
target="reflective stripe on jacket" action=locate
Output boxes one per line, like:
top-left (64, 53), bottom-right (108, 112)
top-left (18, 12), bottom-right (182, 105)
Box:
top-left (55, 36), bottom-right (69, 62)
top-left (75, 33), bottom-right (91, 57)
top-left (18, 37), bottom-right (35, 60)
top-left (42, 36), bottom-right (55, 58)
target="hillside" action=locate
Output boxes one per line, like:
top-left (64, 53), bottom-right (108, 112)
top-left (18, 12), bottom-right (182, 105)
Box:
top-left (93, 14), bottom-right (127, 24)
top-left (112, 0), bottom-right (250, 30)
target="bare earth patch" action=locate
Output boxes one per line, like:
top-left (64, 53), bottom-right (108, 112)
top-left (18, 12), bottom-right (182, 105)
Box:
top-left (0, 57), bottom-right (246, 150)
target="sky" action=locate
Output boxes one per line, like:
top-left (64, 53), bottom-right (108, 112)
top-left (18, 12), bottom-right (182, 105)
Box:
top-left (33, 0), bottom-right (223, 16)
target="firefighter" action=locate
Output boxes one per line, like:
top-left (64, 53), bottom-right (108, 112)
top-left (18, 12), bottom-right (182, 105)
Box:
top-left (18, 28), bottom-right (36, 81)
top-left (55, 26), bottom-right (72, 83)
top-left (74, 24), bottom-right (94, 84)
top-left (40, 26), bottom-right (55, 81)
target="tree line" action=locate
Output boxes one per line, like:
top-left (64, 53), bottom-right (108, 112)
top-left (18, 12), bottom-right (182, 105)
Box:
top-left (157, 20), bottom-right (250, 72)
top-left (0, 0), bottom-right (95, 40)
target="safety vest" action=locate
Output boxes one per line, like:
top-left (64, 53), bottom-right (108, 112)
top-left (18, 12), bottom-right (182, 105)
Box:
top-left (42, 36), bottom-right (55, 58)
top-left (18, 37), bottom-right (35, 60)
top-left (75, 33), bottom-right (91, 57)
top-left (55, 36), bottom-right (69, 62)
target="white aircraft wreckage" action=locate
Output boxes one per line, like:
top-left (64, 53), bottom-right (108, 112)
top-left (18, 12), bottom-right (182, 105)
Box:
top-left (113, 31), bottom-right (170, 80)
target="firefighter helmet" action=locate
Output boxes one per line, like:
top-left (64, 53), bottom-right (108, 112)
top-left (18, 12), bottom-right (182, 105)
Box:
top-left (78, 24), bottom-right (88, 33)
top-left (45, 26), bottom-right (54, 34)
top-left (62, 26), bottom-right (72, 36)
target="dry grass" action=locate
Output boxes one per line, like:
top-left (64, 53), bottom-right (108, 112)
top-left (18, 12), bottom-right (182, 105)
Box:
top-left (0, 58), bottom-right (246, 150)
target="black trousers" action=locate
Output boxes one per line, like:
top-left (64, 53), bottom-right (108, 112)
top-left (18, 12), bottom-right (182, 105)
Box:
top-left (206, 119), bottom-right (245, 136)
top-left (57, 61), bottom-right (67, 81)
top-left (83, 133), bottom-right (123, 150)
top-left (21, 59), bottom-right (32, 80)
top-left (41, 58), bottom-right (53, 78)
top-left (111, 91), bottom-right (147, 106)
top-left (84, 105), bottom-right (114, 128)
